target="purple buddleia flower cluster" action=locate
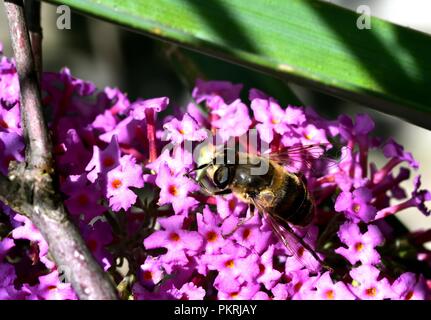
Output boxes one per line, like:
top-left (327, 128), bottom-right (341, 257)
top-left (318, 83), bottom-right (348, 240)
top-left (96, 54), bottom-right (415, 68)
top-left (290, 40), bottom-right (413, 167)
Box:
top-left (0, 44), bottom-right (430, 300)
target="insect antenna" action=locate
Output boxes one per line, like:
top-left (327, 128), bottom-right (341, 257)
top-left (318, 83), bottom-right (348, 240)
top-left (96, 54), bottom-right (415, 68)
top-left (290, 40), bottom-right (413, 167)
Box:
top-left (184, 162), bottom-right (211, 179)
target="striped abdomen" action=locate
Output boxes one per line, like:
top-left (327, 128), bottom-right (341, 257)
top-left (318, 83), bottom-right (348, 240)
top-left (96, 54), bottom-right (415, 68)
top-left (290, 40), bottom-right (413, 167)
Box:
top-left (268, 166), bottom-right (314, 227)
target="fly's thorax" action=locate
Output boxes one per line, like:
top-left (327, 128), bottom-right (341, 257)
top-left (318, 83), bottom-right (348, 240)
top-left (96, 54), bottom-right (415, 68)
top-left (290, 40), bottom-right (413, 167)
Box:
top-left (230, 160), bottom-right (275, 193)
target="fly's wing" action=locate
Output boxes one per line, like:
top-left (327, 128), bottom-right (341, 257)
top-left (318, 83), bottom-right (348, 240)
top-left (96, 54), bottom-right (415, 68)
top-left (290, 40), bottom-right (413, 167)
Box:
top-left (268, 143), bottom-right (346, 174)
top-left (250, 198), bottom-right (321, 273)
top-left (264, 213), bottom-right (321, 273)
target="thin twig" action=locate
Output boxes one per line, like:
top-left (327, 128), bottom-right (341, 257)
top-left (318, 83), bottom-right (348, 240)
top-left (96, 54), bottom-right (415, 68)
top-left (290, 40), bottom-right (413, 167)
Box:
top-left (2, 0), bottom-right (118, 300)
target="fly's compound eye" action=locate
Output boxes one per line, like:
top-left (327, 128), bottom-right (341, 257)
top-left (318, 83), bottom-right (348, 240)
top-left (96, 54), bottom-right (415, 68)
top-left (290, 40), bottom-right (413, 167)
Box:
top-left (213, 166), bottom-right (231, 189)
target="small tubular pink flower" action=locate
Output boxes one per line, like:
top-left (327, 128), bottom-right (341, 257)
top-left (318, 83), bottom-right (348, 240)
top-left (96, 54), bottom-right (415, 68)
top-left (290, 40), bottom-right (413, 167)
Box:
top-left (231, 213), bottom-right (272, 254)
top-left (383, 138), bottom-right (419, 169)
top-left (272, 283), bottom-right (290, 300)
top-left (310, 272), bottom-right (355, 300)
top-left (144, 215), bottom-right (203, 270)
top-left (375, 175), bottom-right (431, 219)
top-left (167, 282), bottom-right (206, 300)
top-left (132, 282), bottom-right (166, 300)
top-left (148, 145), bottom-right (194, 176)
top-left (256, 245), bottom-right (282, 290)
top-left (0, 104), bottom-right (20, 134)
top-left (392, 273), bottom-right (427, 300)
top-left (91, 110), bottom-right (117, 133)
top-left (99, 116), bottom-right (146, 148)
top-left (0, 131), bottom-right (24, 175)
top-left (204, 242), bottom-right (260, 287)
top-left (411, 176), bottom-right (431, 216)
top-left (129, 97), bottom-right (169, 120)
top-left (335, 222), bottom-right (383, 265)
top-left (139, 256), bottom-right (164, 288)
top-left (163, 113), bottom-right (208, 144)
top-left (349, 265), bottom-right (394, 300)
top-left (217, 282), bottom-right (260, 300)
top-left (106, 155), bottom-right (144, 211)
top-left (186, 102), bottom-right (208, 127)
top-left (335, 187), bottom-right (377, 222)
top-left (12, 214), bottom-right (53, 269)
top-left (85, 135), bottom-right (120, 183)
top-left (196, 206), bottom-right (225, 254)
top-left (0, 263), bottom-right (21, 299)
top-left (216, 193), bottom-right (248, 219)
top-left (286, 269), bottom-right (316, 300)
top-left (192, 79), bottom-right (242, 108)
top-left (155, 162), bottom-right (199, 214)
top-left (103, 87), bottom-right (130, 115)
top-left (211, 99), bottom-right (252, 142)
top-left (46, 67), bottom-right (96, 97)
top-left (0, 238), bottom-right (14, 262)
top-left (81, 220), bottom-right (113, 271)
top-left (294, 124), bottom-right (329, 146)
top-left (338, 114), bottom-right (375, 143)
top-left (23, 271), bottom-right (77, 300)
top-left (285, 106), bottom-right (306, 126)
top-left (55, 129), bottom-right (91, 175)
top-left (251, 97), bottom-right (289, 143)
top-left (0, 56), bottom-right (20, 106)
top-left (63, 174), bottom-right (106, 222)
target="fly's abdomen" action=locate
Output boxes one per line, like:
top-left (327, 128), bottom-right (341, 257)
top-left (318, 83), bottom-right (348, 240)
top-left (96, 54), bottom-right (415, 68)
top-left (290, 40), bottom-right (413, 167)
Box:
top-left (271, 174), bottom-right (314, 226)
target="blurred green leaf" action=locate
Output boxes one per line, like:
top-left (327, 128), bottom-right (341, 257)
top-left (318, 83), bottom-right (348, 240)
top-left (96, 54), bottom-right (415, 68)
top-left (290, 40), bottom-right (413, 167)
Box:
top-left (44, 0), bottom-right (431, 129)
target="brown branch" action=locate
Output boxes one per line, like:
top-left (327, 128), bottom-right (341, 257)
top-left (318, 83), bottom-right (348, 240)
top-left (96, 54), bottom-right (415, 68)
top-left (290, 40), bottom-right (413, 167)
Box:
top-left (24, 0), bottom-right (42, 80)
top-left (2, 0), bottom-right (118, 300)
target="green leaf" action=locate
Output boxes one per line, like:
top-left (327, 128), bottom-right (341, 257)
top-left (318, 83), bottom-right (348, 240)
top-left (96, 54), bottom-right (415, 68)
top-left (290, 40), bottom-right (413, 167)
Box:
top-left (159, 43), bottom-right (303, 106)
top-left (44, 0), bottom-right (431, 129)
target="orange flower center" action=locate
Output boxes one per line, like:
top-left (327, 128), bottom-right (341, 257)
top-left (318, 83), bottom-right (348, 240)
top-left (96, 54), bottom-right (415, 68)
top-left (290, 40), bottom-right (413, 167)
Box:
top-left (228, 199), bottom-right (236, 211)
top-left (169, 232), bottom-right (180, 242)
top-left (353, 203), bottom-right (361, 213)
top-left (365, 287), bottom-right (377, 297)
top-left (325, 290), bottom-right (335, 299)
top-left (326, 176), bottom-right (335, 183)
top-left (242, 228), bottom-right (251, 240)
top-left (142, 271), bottom-right (153, 281)
top-left (405, 291), bottom-right (414, 300)
top-left (354, 242), bottom-right (364, 252)
top-left (304, 133), bottom-right (313, 140)
top-left (225, 260), bottom-right (235, 268)
top-left (168, 185), bottom-right (178, 196)
top-left (206, 231), bottom-right (218, 242)
top-left (230, 292), bottom-right (239, 298)
top-left (297, 247), bottom-right (305, 257)
top-left (111, 179), bottom-right (122, 189)
top-left (293, 282), bottom-right (302, 292)
top-left (102, 156), bottom-right (115, 168)
top-left (179, 128), bottom-right (186, 135)
top-left (271, 118), bottom-right (280, 124)
top-left (0, 119), bottom-right (9, 129)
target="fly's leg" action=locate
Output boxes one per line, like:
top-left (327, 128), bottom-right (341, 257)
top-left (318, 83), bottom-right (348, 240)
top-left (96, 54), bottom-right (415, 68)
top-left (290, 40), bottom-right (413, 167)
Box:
top-left (222, 204), bottom-right (256, 238)
top-left (213, 189), bottom-right (232, 195)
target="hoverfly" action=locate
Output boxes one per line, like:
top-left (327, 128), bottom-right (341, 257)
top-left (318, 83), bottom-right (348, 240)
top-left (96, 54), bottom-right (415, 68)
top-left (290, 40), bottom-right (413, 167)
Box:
top-left (185, 143), bottom-right (344, 272)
